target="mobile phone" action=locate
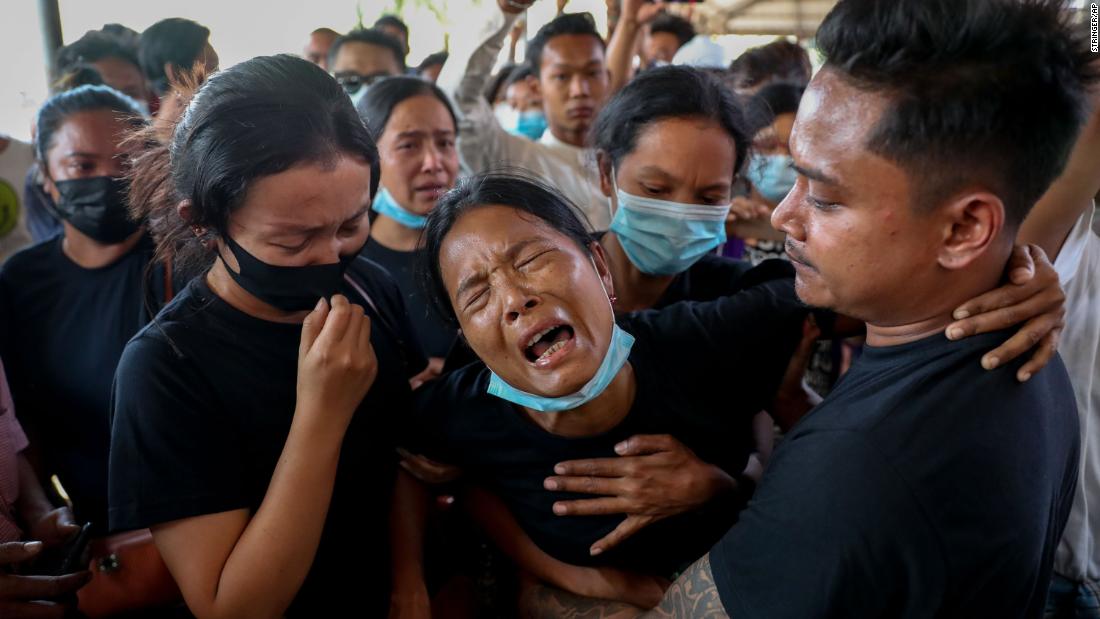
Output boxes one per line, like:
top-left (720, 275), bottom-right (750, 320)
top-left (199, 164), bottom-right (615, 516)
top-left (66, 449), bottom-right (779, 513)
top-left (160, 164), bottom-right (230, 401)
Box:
top-left (29, 522), bottom-right (93, 576)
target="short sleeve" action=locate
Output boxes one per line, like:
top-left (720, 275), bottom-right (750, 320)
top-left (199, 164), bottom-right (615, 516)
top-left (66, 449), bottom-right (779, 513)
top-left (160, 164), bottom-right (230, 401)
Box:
top-left (401, 368), bottom-right (484, 464)
top-left (709, 429), bottom-right (945, 617)
top-left (1054, 204), bottom-right (1096, 285)
top-left (347, 258), bottom-right (429, 379)
top-left (108, 333), bottom-right (249, 532)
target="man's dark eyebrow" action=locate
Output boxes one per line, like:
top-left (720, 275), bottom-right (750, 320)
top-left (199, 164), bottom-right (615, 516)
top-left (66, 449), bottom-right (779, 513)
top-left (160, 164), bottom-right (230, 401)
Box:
top-left (793, 163), bottom-right (841, 187)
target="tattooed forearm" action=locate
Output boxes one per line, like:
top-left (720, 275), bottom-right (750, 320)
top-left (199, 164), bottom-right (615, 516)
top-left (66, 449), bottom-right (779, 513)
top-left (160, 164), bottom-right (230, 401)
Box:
top-left (639, 554), bottom-right (729, 618)
top-left (519, 581), bottom-right (642, 619)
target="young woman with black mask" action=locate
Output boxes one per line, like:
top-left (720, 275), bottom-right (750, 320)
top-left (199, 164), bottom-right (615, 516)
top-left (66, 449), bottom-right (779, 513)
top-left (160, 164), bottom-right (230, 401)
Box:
top-left (108, 55), bottom-right (426, 618)
top-left (0, 84), bottom-right (170, 537)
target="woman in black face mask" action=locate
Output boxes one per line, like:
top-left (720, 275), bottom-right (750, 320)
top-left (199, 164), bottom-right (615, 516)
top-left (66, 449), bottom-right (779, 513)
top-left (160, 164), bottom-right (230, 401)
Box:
top-left (0, 84), bottom-right (166, 540)
top-left (108, 54), bottom-right (427, 618)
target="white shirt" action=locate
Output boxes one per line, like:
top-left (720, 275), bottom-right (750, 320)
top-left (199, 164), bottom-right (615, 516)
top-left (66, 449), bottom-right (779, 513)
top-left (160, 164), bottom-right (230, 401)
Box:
top-left (1053, 202), bottom-right (1100, 583)
top-left (0, 138), bottom-right (34, 263)
top-left (437, 6), bottom-right (610, 231)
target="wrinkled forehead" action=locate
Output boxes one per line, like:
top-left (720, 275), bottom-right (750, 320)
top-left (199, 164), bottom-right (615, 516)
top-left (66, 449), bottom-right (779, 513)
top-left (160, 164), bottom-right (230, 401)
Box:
top-left (440, 205), bottom-right (580, 287)
top-left (792, 69), bottom-right (890, 165)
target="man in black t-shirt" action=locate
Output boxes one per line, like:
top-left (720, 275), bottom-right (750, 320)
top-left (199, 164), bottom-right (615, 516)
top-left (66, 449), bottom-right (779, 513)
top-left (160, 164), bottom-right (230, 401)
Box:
top-left (638, 1), bottom-right (1093, 617)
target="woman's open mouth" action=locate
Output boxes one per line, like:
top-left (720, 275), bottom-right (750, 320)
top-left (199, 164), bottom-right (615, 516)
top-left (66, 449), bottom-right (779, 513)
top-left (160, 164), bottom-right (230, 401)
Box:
top-left (522, 323), bottom-right (576, 367)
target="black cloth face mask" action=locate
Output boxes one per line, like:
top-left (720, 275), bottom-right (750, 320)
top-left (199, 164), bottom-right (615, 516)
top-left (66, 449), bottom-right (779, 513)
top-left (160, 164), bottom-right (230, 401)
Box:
top-left (53, 176), bottom-right (141, 244)
top-left (221, 234), bottom-right (360, 312)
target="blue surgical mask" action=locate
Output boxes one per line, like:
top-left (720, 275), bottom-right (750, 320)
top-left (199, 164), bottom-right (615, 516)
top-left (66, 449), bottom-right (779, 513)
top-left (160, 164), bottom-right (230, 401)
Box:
top-left (607, 173), bottom-right (730, 276)
top-left (488, 323), bottom-right (635, 413)
top-left (372, 187), bottom-right (428, 229)
top-left (746, 153), bottom-right (797, 205)
top-left (508, 110), bottom-right (547, 141)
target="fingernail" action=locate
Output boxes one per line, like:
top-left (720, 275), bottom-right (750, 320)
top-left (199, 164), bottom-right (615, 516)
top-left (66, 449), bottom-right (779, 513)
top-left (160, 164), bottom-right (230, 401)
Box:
top-left (554, 464), bottom-right (566, 474)
top-left (23, 541), bottom-right (42, 552)
top-left (590, 547), bottom-right (603, 556)
top-left (614, 442), bottom-right (627, 454)
top-left (947, 327), bottom-right (964, 340)
top-left (553, 503), bottom-right (567, 515)
top-left (983, 356), bottom-right (1000, 370)
top-left (1019, 371), bottom-right (1032, 382)
top-left (315, 297), bottom-right (326, 310)
top-left (953, 310), bottom-right (969, 320)
top-left (544, 479), bottom-right (558, 490)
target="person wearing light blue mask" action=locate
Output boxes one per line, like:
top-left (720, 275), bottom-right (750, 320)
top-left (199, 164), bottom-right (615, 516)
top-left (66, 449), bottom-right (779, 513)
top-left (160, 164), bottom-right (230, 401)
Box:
top-left (729, 82), bottom-right (805, 266)
top-left (502, 64), bottom-right (548, 141)
top-left (745, 152), bottom-right (797, 205)
top-left (592, 67), bottom-right (755, 313)
top-left (393, 169), bottom-right (1071, 615)
top-left (358, 76), bottom-right (462, 367)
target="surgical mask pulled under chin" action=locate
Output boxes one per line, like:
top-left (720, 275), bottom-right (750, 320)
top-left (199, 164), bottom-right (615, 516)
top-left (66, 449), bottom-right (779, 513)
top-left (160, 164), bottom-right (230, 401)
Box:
top-left (607, 173), bottom-right (730, 276)
top-left (487, 323), bottom-right (635, 413)
top-left (372, 186), bottom-right (428, 229)
top-left (221, 235), bottom-right (359, 312)
top-left (746, 153), bottom-right (797, 205)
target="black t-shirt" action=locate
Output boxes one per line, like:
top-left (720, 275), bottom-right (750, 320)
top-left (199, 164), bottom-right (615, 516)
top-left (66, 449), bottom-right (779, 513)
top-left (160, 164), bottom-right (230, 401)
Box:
top-left (651, 252), bottom-right (754, 309)
top-left (108, 257), bottom-right (426, 616)
top-left (710, 331), bottom-right (1079, 618)
top-left (0, 234), bottom-right (171, 533)
top-left (362, 239), bottom-right (456, 358)
top-left (407, 261), bottom-right (808, 577)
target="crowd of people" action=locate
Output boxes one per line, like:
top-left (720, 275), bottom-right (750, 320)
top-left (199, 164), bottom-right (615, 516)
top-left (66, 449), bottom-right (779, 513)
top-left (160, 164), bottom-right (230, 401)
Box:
top-left (0, 0), bottom-right (1096, 617)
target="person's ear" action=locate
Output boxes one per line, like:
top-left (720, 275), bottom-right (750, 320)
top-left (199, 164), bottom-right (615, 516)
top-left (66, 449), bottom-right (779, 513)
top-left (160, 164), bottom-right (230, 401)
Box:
top-left (38, 162), bottom-right (58, 201)
top-left (596, 151), bottom-right (614, 199)
top-left (176, 199), bottom-right (194, 225)
top-left (589, 240), bottom-right (615, 300)
top-left (936, 190), bottom-right (1006, 270)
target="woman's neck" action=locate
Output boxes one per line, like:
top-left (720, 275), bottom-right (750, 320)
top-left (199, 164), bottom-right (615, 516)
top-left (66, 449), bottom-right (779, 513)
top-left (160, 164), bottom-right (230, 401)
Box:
top-left (61, 224), bottom-right (144, 269)
top-left (370, 213), bottom-right (422, 252)
top-left (205, 258), bottom-right (309, 324)
top-left (521, 361), bottom-right (636, 438)
top-left (602, 232), bottom-right (675, 313)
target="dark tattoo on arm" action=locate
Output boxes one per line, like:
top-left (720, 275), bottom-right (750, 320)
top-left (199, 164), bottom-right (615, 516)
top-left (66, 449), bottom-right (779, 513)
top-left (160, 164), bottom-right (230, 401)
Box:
top-left (519, 581), bottom-right (641, 619)
top-left (639, 554), bottom-right (729, 618)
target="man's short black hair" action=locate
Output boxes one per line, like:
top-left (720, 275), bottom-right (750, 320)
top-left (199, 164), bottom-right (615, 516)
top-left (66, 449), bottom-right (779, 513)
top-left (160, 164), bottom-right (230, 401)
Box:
top-left (327, 28), bottom-right (407, 73)
top-left (525, 13), bottom-right (606, 74)
top-left (139, 18), bottom-right (210, 95)
top-left (649, 13), bottom-right (695, 48)
top-left (373, 15), bottom-right (409, 39)
top-left (817, 0), bottom-right (1098, 226)
top-left (57, 29), bottom-right (141, 75)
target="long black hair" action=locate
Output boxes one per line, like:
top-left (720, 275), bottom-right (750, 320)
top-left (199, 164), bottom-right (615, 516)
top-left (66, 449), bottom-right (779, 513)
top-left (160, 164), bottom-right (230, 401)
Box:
top-left (592, 65), bottom-right (751, 178)
top-left (419, 172), bottom-right (593, 326)
top-left (128, 54), bottom-right (379, 276)
top-left (357, 75), bottom-right (458, 142)
top-left (35, 84), bottom-right (145, 175)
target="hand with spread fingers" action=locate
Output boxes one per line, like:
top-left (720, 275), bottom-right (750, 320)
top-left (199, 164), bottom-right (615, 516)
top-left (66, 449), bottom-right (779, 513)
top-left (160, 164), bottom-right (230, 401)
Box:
top-left (545, 434), bottom-right (736, 556)
top-left (0, 541), bottom-right (91, 619)
top-left (947, 243), bottom-right (1066, 382)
